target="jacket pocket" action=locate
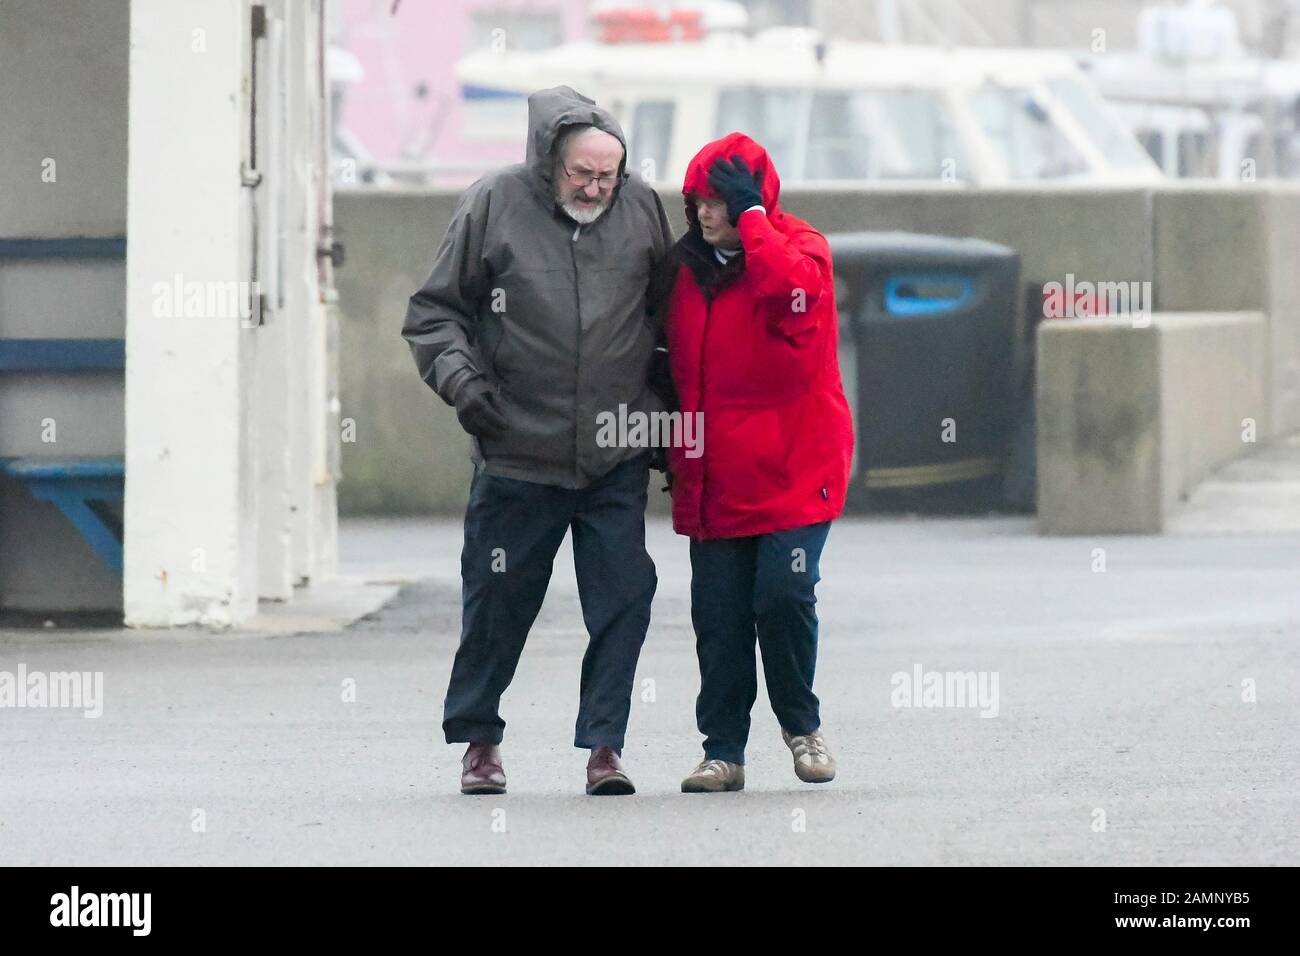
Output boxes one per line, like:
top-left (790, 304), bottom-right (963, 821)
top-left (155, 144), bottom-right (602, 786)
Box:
top-left (746, 304), bottom-right (825, 404)
top-left (486, 327), bottom-right (505, 381)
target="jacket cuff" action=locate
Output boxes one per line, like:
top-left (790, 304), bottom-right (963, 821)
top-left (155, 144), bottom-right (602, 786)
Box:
top-left (737, 205), bottom-right (775, 246)
top-left (441, 366), bottom-right (480, 406)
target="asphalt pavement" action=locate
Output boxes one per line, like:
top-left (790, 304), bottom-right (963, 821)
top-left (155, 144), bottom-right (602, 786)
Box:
top-left (1, 513), bottom-right (1297, 865)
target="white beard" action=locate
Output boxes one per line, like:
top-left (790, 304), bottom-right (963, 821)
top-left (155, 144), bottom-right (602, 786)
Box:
top-left (560, 198), bottom-right (610, 224)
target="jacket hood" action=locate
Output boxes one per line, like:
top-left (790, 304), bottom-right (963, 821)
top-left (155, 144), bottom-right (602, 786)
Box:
top-left (682, 132), bottom-right (783, 227)
top-left (525, 85), bottom-right (628, 202)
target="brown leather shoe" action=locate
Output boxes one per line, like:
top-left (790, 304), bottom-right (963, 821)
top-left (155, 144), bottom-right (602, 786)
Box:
top-left (460, 742), bottom-right (506, 795)
top-left (585, 746), bottom-right (635, 796)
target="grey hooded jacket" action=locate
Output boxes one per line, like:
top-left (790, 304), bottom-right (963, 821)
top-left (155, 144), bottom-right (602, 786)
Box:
top-left (402, 86), bottom-right (674, 489)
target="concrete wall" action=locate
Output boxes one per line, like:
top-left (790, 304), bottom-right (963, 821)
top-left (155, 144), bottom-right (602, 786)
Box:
top-left (336, 182), bottom-right (1161, 515)
top-left (1037, 312), bottom-right (1269, 534)
top-left (0, 1), bottom-right (129, 236)
top-left (334, 180), bottom-right (1300, 525)
top-left (1263, 189), bottom-right (1300, 436)
top-left (334, 190), bottom-right (470, 515)
top-left (0, 0), bottom-right (130, 613)
top-left (1153, 184), bottom-right (1300, 439)
top-left (1159, 313), bottom-right (1271, 515)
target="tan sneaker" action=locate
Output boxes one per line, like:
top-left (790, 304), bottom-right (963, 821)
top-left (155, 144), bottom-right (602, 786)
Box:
top-left (782, 727), bottom-right (836, 783)
top-left (681, 758), bottom-right (745, 793)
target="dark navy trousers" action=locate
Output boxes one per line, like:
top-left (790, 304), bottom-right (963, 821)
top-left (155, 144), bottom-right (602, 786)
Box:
top-left (442, 454), bottom-right (656, 750)
top-left (689, 521), bottom-right (830, 765)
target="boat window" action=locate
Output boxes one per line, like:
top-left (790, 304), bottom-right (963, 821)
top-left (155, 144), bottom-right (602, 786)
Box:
top-left (717, 88), bottom-right (969, 181)
top-left (969, 84), bottom-right (1089, 179)
top-left (1242, 126), bottom-right (1300, 179)
top-left (629, 101), bottom-right (674, 182)
top-left (1178, 130), bottom-right (1215, 177)
top-left (1280, 132), bottom-right (1300, 179)
top-left (1046, 76), bottom-right (1156, 170)
top-left (1135, 129), bottom-right (1165, 170)
top-left (467, 11), bottom-right (561, 50)
top-left (715, 88), bottom-right (803, 177)
top-left (807, 90), bottom-right (969, 180)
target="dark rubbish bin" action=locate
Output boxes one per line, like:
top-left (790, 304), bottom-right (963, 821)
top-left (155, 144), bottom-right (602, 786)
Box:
top-left (828, 232), bottom-right (1021, 512)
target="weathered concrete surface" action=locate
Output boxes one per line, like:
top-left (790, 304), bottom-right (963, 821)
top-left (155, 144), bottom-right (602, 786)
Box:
top-left (335, 183), bottom-right (1300, 521)
top-left (1037, 313), bottom-right (1270, 534)
top-left (334, 184), bottom-right (1157, 517)
top-left (1153, 184), bottom-right (1300, 439)
top-left (1037, 318), bottom-right (1164, 533)
top-left (1159, 313), bottom-right (1271, 514)
top-left (1170, 431), bottom-right (1300, 534)
top-left (1, 515), bottom-right (1296, 866)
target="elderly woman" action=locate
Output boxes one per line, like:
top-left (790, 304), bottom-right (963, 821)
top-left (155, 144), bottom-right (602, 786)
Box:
top-left (660, 132), bottom-right (855, 793)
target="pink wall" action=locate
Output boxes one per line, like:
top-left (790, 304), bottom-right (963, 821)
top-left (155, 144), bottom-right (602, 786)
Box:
top-left (338, 0), bottom-right (592, 168)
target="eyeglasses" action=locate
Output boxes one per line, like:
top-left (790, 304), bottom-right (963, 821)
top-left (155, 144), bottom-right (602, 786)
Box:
top-left (562, 162), bottom-right (621, 189)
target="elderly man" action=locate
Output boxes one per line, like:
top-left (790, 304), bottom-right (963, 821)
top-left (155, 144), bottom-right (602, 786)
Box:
top-left (401, 86), bottom-right (673, 796)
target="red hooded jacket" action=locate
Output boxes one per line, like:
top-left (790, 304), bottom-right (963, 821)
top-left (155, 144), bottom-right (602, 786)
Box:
top-left (666, 132), bottom-right (855, 539)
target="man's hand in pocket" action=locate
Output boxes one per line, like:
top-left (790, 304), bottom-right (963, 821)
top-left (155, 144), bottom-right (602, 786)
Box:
top-left (453, 376), bottom-right (508, 440)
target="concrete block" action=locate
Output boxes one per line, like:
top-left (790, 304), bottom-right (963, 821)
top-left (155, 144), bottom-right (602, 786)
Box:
top-left (1037, 317), bottom-right (1162, 534)
top-left (1037, 311), bottom-right (1269, 534)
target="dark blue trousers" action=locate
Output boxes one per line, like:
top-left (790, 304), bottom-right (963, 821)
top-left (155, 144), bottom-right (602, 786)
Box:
top-left (442, 454), bottom-right (656, 750)
top-left (689, 521), bottom-right (830, 765)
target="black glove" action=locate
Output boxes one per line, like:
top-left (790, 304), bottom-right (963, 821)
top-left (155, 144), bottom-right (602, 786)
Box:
top-left (647, 446), bottom-right (673, 493)
top-left (707, 155), bottom-right (764, 225)
top-left (648, 345), bottom-right (679, 414)
top-left (453, 375), bottom-right (508, 440)
top-left (647, 444), bottom-right (667, 474)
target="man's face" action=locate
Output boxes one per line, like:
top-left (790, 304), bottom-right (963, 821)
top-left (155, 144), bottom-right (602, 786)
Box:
top-left (554, 129), bottom-right (624, 224)
top-left (696, 197), bottom-right (741, 250)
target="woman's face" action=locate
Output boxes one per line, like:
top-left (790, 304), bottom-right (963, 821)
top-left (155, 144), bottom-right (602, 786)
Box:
top-left (696, 197), bottom-right (741, 250)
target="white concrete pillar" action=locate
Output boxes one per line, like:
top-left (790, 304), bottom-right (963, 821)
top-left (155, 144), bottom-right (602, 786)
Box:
top-left (310, 0), bottom-right (341, 585)
top-left (285, 0), bottom-right (339, 589)
top-left (255, 0), bottom-right (295, 601)
top-left (256, 0), bottom-right (339, 596)
top-left (124, 0), bottom-right (260, 626)
top-left (125, 0), bottom-right (337, 627)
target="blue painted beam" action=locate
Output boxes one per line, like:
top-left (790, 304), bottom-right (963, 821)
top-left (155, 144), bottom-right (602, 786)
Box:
top-left (0, 457), bottom-right (125, 480)
top-left (0, 339), bottom-right (126, 371)
top-left (24, 481), bottom-right (124, 574)
top-left (0, 236), bottom-right (127, 259)
top-left (0, 457), bottom-right (125, 575)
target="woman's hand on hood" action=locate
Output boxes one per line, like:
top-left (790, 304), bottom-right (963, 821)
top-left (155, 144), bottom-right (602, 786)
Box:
top-left (706, 155), bottom-right (765, 225)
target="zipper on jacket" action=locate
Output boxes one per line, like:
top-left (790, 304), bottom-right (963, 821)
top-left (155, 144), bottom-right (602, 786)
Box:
top-left (570, 223), bottom-right (582, 484)
top-left (697, 294), bottom-right (711, 537)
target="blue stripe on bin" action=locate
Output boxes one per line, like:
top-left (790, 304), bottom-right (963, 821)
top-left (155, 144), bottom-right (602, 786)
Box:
top-left (884, 274), bottom-right (975, 316)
